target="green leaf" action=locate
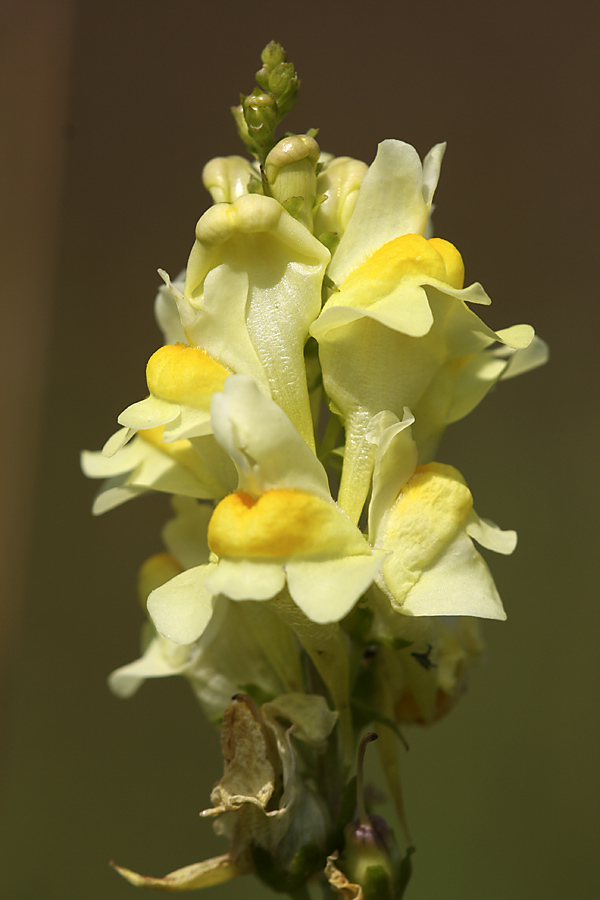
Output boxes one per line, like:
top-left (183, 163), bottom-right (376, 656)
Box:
top-left (282, 196), bottom-right (305, 219)
top-left (318, 232), bottom-right (341, 256)
top-left (394, 845), bottom-right (416, 899)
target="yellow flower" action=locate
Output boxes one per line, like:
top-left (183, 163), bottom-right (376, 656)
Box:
top-left (147, 376), bottom-right (384, 644)
top-left (180, 192), bottom-right (330, 449)
top-left (109, 497), bottom-right (305, 719)
top-left (117, 342), bottom-right (232, 441)
top-left (311, 141), bottom-right (536, 522)
top-left (368, 410), bottom-right (515, 620)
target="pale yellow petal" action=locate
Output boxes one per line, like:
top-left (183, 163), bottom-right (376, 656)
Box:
top-left (395, 530), bottom-right (507, 620)
top-left (286, 555), bottom-right (384, 623)
top-left (147, 564), bottom-right (217, 644)
top-left (204, 558), bottom-right (286, 601)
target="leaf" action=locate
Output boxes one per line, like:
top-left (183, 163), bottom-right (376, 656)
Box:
top-left (394, 845), bottom-right (416, 899)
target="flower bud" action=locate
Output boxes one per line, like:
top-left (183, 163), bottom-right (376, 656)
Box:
top-left (339, 734), bottom-right (403, 899)
top-left (343, 815), bottom-right (398, 899)
top-left (243, 89), bottom-right (278, 152)
top-left (314, 155), bottom-right (368, 240)
top-left (202, 156), bottom-right (256, 204)
top-left (267, 61), bottom-right (299, 117)
top-left (264, 135), bottom-right (320, 231)
top-left (255, 41), bottom-right (299, 118)
top-left (257, 40), bottom-right (286, 76)
top-left (230, 102), bottom-right (252, 151)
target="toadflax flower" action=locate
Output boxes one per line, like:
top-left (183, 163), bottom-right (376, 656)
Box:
top-left (147, 375), bottom-right (384, 646)
top-left (93, 168), bottom-right (330, 466)
top-left (313, 154), bottom-right (369, 242)
top-left (311, 139), bottom-right (538, 523)
top-left (368, 408), bottom-right (515, 620)
top-left (175, 187), bottom-right (330, 450)
top-left (109, 496), bottom-right (305, 722)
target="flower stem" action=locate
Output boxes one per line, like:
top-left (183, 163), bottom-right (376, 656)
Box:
top-left (357, 732), bottom-right (379, 826)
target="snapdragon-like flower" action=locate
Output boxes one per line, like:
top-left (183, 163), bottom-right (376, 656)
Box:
top-left (95, 166), bottom-right (330, 463)
top-left (202, 155), bottom-right (257, 205)
top-left (311, 140), bottom-right (537, 522)
top-left (178, 189), bottom-right (330, 449)
top-left (117, 342), bottom-right (233, 442)
top-left (409, 333), bottom-right (549, 462)
top-left (109, 497), bottom-right (305, 721)
top-left (147, 375), bottom-right (384, 647)
top-left (314, 154), bottom-right (368, 241)
top-left (368, 409), bottom-right (515, 620)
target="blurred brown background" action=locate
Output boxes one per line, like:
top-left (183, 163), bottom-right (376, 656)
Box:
top-left (1, 1), bottom-right (598, 898)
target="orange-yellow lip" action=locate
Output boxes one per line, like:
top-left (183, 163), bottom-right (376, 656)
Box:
top-left (208, 489), bottom-right (368, 560)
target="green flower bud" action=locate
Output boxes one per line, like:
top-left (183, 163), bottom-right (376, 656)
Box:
top-left (233, 42), bottom-right (302, 163)
top-left (243, 89), bottom-right (278, 146)
top-left (230, 102), bottom-right (253, 153)
top-left (337, 733), bottom-right (407, 899)
top-left (256, 40), bottom-right (287, 84)
top-left (255, 42), bottom-right (299, 119)
top-left (268, 61), bottom-right (299, 118)
top-left (343, 814), bottom-right (398, 900)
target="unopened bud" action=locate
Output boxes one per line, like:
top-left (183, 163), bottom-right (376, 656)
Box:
top-left (343, 813), bottom-right (399, 897)
top-left (233, 42), bottom-right (302, 163)
top-left (339, 733), bottom-right (404, 899)
top-left (268, 61), bottom-right (299, 118)
top-left (256, 40), bottom-right (287, 82)
top-left (315, 156), bottom-right (368, 239)
top-left (255, 42), bottom-right (299, 118)
top-left (231, 103), bottom-right (252, 152)
top-left (202, 156), bottom-right (256, 204)
top-left (243, 89), bottom-right (278, 146)
top-left (264, 135), bottom-right (320, 231)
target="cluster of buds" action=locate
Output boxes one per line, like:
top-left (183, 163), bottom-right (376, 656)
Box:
top-left (83, 42), bottom-right (547, 897)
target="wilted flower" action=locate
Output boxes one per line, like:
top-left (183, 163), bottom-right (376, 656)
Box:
top-left (115, 693), bottom-right (337, 892)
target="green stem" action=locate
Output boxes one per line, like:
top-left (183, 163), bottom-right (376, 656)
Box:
top-left (356, 732), bottom-right (378, 826)
top-left (317, 406), bottom-right (342, 466)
